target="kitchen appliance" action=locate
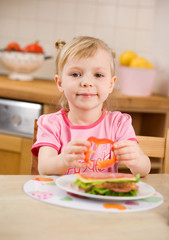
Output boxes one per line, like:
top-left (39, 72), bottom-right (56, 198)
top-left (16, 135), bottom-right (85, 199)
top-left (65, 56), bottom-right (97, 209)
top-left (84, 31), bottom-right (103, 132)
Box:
top-left (0, 98), bottom-right (42, 138)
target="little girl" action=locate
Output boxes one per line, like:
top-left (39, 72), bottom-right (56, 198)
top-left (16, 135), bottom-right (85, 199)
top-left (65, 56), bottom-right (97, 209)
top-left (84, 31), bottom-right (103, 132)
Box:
top-left (31, 36), bottom-right (151, 177)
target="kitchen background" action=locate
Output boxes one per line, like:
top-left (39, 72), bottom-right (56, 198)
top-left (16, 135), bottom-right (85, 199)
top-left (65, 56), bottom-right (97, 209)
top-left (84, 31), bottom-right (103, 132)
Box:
top-left (0, 0), bottom-right (169, 95)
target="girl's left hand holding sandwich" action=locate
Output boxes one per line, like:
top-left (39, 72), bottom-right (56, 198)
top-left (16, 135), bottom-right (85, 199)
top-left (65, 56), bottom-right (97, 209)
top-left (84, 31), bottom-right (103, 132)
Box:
top-left (113, 140), bottom-right (151, 177)
top-left (38, 139), bottom-right (91, 175)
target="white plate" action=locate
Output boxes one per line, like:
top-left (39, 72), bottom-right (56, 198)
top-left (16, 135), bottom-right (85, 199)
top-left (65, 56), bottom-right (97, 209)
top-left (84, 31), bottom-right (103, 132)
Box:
top-left (55, 174), bottom-right (155, 201)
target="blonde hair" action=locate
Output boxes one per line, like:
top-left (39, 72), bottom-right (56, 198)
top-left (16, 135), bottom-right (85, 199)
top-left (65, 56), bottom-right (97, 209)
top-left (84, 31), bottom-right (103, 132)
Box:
top-left (55, 36), bottom-right (116, 110)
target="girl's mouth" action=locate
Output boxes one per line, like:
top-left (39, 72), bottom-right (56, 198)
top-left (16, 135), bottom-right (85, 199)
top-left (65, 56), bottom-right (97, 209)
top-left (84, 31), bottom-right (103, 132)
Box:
top-left (77, 93), bottom-right (97, 97)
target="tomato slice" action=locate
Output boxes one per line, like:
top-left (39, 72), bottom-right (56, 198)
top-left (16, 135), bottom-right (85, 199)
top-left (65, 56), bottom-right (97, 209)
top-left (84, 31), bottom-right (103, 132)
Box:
top-left (34, 177), bottom-right (54, 182)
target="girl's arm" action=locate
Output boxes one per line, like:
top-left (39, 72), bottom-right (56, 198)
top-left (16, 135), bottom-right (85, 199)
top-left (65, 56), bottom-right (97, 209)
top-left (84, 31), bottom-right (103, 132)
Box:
top-left (114, 140), bottom-right (151, 177)
top-left (38, 139), bottom-right (91, 175)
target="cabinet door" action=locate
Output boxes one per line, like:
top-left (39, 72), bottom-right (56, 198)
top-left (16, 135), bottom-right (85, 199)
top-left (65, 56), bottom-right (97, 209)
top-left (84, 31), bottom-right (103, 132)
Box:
top-left (0, 134), bottom-right (32, 174)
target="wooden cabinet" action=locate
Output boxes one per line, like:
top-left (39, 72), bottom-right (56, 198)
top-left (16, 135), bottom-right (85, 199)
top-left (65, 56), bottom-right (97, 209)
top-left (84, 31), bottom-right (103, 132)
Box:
top-left (0, 133), bottom-right (32, 174)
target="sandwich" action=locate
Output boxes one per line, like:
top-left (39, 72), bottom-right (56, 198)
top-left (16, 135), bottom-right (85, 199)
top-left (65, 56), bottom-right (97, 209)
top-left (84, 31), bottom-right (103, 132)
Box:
top-left (72, 172), bottom-right (140, 197)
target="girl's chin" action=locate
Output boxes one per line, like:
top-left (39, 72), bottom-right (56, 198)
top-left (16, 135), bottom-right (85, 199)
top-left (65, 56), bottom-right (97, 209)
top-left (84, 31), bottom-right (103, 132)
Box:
top-left (73, 102), bottom-right (103, 110)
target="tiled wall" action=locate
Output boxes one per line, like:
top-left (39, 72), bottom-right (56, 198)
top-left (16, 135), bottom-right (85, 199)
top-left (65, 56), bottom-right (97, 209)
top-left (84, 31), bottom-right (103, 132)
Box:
top-left (1, 0), bottom-right (168, 94)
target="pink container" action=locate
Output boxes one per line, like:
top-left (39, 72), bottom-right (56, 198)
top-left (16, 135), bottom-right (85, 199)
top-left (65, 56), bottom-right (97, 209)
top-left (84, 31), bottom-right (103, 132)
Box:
top-left (118, 66), bottom-right (157, 96)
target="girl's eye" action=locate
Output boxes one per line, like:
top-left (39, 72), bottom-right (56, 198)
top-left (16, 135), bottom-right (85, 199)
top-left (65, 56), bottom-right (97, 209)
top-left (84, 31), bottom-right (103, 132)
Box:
top-left (71, 72), bottom-right (81, 77)
top-left (95, 73), bottom-right (104, 78)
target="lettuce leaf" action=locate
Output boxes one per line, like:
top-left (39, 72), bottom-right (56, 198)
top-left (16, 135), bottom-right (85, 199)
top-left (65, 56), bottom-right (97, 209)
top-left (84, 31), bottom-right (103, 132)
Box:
top-left (87, 188), bottom-right (138, 197)
top-left (72, 179), bottom-right (104, 189)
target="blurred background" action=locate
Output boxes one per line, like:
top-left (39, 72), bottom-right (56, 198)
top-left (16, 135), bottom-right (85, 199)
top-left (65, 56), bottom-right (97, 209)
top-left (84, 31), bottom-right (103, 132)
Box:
top-left (0, 0), bottom-right (169, 95)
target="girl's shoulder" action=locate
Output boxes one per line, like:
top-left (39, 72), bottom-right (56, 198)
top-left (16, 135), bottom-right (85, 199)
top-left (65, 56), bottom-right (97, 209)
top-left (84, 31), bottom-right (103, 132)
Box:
top-left (37, 109), bottom-right (64, 126)
top-left (104, 110), bottom-right (133, 130)
top-left (105, 110), bottom-right (132, 121)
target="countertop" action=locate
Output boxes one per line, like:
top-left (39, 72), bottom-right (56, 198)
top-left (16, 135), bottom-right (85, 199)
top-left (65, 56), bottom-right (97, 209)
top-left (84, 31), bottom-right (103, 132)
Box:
top-left (0, 174), bottom-right (169, 240)
top-left (1, 75), bottom-right (169, 111)
top-left (0, 74), bottom-right (60, 105)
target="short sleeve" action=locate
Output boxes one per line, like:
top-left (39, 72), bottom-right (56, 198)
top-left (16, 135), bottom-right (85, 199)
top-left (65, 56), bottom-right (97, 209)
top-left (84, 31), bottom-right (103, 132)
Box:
top-left (31, 115), bottom-right (60, 157)
top-left (114, 113), bottom-right (137, 142)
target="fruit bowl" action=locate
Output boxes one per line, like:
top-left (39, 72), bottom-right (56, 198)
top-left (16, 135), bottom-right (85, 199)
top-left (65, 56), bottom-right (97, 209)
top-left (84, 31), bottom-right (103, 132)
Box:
top-left (118, 66), bottom-right (157, 96)
top-left (118, 50), bottom-right (156, 96)
top-left (0, 51), bottom-right (47, 81)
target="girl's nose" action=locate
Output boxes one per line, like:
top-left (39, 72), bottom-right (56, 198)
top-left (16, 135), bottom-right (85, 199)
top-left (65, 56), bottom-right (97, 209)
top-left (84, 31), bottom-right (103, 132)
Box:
top-left (80, 76), bottom-right (93, 87)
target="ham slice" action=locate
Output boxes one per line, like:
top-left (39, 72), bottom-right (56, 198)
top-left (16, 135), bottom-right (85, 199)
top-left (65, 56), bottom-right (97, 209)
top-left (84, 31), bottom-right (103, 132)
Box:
top-left (108, 186), bottom-right (138, 193)
top-left (94, 182), bottom-right (138, 193)
top-left (80, 172), bottom-right (135, 180)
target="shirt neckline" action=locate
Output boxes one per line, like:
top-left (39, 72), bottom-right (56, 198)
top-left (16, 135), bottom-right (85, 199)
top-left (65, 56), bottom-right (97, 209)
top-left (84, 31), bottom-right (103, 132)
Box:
top-left (61, 108), bottom-right (106, 129)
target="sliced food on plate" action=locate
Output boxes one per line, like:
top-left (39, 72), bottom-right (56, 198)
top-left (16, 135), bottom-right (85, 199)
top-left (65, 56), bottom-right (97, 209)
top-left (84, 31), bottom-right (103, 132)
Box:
top-left (72, 172), bottom-right (140, 197)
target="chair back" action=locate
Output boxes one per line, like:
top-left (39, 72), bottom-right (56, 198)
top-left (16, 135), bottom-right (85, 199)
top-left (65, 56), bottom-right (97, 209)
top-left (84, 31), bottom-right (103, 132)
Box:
top-left (31, 119), bottom-right (169, 174)
top-left (31, 119), bottom-right (39, 175)
top-left (137, 131), bottom-right (169, 173)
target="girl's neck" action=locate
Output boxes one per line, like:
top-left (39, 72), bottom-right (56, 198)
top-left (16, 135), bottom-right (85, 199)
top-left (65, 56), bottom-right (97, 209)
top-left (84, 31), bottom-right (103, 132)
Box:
top-left (67, 107), bottom-right (103, 126)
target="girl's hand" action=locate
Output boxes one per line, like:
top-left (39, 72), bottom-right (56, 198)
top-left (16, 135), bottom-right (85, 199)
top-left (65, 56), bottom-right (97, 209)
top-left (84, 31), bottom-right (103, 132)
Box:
top-left (63, 139), bottom-right (91, 168)
top-left (113, 140), bottom-right (150, 176)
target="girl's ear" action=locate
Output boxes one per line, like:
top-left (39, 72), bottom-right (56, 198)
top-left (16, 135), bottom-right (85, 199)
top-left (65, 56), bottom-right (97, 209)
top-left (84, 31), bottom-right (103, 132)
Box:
top-left (55, 74), bottom-right (64, 92)
top-left (108, 75), bottom-right (116, 93)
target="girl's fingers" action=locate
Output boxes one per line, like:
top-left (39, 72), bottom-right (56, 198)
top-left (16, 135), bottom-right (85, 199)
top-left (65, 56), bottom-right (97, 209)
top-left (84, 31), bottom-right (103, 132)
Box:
top-left (114, 141), bottom-right (139, 159)
top-left (114, 140), bottom-right (137, 149)
top-left (64, 153), bottom-right (85, 162)
top-left (72, 162), bottom-right (89, 168)
top-left (118, 159), bottom-right (136, 168)
top-left (69, 139), bottom-right (91, 147)
top-left (114, 146), bottom-right (136, 156)
top-left (65, 145), bottom-right (87, 154)
top-left (65, 157), bottom-right (89, 168)
top-left (116, 152), bottom-right (137, 161)
top-left (65, 139), bottom-right (91, 154)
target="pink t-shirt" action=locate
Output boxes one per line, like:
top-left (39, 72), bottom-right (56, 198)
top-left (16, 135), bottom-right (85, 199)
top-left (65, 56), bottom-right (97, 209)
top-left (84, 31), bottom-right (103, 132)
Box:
top-left (31, 109), bottom-right (137, 174)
